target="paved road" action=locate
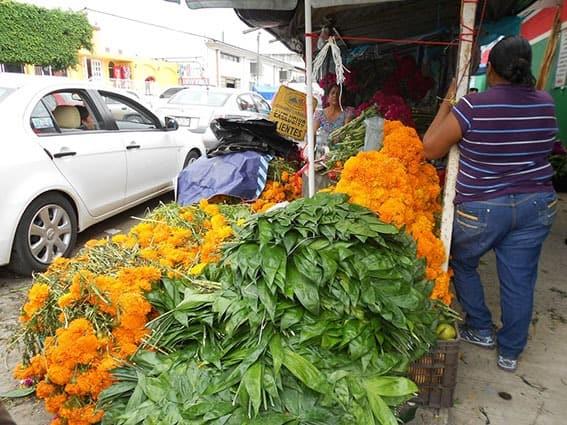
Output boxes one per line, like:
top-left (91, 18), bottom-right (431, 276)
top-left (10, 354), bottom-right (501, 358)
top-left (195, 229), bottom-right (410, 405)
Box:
top-left (0, 193), bottom-right (172, 425)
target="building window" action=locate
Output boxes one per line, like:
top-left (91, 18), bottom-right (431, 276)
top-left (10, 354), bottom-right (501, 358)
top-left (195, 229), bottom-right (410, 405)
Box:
top-left (221, 77), bottom-right (239, 88)
top-left (0, 63), bottom-right (25, 73)
top-left (85, 58), bottom-right (103, 80)
top-left (221, 52), bottom-right (241, 63)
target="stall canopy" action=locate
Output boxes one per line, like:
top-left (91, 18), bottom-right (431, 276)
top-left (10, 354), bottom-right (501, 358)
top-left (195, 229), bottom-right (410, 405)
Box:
top-left (185, 0), bottom-right (537, 54)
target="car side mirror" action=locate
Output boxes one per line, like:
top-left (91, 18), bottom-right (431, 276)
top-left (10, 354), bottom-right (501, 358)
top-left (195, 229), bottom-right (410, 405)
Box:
top-left (165, 116), bottom-right (179, 131)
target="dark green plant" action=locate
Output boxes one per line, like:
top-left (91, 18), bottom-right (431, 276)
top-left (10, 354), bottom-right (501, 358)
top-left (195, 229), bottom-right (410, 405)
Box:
top-left (100, 193), bottom-right (442, 425)
top-left (0, 0), bottom-right (93, 69)
top-left (550, 154), bottom-right (567, 179)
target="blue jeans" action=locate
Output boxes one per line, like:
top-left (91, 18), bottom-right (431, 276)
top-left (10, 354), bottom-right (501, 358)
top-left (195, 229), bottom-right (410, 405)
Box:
top-left (450, 192), bottom-right (557, 359)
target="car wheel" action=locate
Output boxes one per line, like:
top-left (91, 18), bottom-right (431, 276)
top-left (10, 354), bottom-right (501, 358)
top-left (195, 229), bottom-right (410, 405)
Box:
top-left (183, 149), bottom-right (202, 169)
top-left (9, 193), bottom-right (78, 275)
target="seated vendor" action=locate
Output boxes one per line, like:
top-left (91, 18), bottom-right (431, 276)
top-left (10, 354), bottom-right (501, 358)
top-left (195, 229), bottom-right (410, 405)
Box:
top-left (313, 84), bottom-right (354, 154)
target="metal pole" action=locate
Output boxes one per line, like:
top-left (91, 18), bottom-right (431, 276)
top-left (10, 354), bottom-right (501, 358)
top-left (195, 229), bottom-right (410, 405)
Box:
top-left (440, 0), bottom-right (478, 270)
top-left (257, 32), bottom-right (261, 86)
top-left (305, 0), bottom-right (315, 197)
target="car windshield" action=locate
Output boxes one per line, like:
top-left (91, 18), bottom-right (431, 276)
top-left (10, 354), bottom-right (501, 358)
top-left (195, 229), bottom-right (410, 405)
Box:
top-left (169, 90), bottom-right (230, 107)
top-left (0, 87), bottom-right (14, 103)
top-left (160, 87), bottom-right (184, 98)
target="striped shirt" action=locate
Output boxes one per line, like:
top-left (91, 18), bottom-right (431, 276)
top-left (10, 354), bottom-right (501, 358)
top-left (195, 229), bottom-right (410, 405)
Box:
top-left (452, 84), bottom-right (557, 203)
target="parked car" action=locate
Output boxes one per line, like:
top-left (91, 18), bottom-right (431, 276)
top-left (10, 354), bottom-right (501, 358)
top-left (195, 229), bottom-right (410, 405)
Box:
top-left (156, 87), bottom-right (271, 150)
top-left (0, 73), bottom-right (205, 275)
top-left (158, 86), bottom-right (186, 100)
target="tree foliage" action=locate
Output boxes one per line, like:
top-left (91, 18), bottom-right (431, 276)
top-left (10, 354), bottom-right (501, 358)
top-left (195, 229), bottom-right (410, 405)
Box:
top-left (0, 0), bottom-right (93, 69)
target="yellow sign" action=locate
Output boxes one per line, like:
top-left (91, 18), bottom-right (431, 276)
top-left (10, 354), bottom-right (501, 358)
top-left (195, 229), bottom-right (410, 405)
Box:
top-left (269, 86), bottom-right (317, 140)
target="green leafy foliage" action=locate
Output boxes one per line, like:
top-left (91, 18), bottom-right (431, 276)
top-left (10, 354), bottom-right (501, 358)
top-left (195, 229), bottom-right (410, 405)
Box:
top-left (100, 193), bottom-right (440, 424)
top-left (550, 154), bottom-right (567, 178)
top-left (0, 0), bottom-right (93, 69)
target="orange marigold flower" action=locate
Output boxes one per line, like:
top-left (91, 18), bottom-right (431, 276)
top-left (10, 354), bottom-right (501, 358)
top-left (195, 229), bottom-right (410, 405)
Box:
top-left (22, 283), bottom-right (50, 319)
top-left (44, 393), bottom-right (67, 414)
top-left (36, 381), bottom-right (56, 399)
top-left (334, 120), bottom-right (453, 304)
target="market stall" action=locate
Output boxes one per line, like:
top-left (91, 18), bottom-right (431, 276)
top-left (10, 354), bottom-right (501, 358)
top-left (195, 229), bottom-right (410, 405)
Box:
top-left (4, 2), bottom-right (542, 425)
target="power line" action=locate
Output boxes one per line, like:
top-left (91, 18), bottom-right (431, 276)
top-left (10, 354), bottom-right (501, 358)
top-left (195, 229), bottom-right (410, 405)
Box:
top-left (84, 7), bottom-right (216, 41)
top-left (82, 7), bottom-right (300, 67)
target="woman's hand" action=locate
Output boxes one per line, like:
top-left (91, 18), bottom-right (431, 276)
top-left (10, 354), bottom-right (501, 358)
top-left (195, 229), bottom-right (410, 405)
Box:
top-left (444, 78), bottom-right (457, 104)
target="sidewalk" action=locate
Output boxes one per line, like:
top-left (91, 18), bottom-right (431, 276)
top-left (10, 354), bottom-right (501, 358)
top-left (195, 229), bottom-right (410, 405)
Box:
top-left (411, 193), bottom-right (567, 425)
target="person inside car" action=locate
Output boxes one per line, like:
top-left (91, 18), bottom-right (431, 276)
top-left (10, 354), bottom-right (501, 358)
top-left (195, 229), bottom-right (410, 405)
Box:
top-left (77, 106), bottom-right (96, 130)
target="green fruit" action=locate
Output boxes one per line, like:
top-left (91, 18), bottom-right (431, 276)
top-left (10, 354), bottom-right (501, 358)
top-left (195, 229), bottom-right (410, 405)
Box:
top-left (436, 323), bottom-right (457, 340)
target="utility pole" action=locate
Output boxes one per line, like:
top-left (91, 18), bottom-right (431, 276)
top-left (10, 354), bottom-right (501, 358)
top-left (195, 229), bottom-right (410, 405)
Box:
top-left (256, 31), bottom-right (261, 86)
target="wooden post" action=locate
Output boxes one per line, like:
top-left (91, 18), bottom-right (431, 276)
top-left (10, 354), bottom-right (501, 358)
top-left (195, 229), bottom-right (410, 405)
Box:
top-left (440, 0), bottom-right (478, 270)
top-left (305, 0), bottom-right (316, 197)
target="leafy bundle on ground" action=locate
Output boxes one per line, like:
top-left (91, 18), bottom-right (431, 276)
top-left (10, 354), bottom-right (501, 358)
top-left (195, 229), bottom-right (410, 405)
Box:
top-left (100, 193), bottom-right (440, 425)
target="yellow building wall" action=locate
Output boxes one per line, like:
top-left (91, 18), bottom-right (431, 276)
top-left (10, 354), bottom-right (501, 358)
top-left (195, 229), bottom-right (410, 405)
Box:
top-left (20, 30), bottom-right (179, 87)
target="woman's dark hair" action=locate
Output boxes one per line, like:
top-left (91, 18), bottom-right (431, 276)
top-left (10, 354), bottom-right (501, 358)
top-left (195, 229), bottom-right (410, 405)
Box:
top-left (77, 105), bottom-right (89, 121)
top-left (488, 36), bottom-right (536, 87)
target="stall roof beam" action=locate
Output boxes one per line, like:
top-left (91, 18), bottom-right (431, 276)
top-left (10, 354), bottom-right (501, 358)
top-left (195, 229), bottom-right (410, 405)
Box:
top-left (185, 1), bottom-right (400, 10)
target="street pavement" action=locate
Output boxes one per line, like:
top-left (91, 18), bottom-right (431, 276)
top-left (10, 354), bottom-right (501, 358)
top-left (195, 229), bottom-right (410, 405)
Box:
top-left (409, 193), bottom-right (567, 425)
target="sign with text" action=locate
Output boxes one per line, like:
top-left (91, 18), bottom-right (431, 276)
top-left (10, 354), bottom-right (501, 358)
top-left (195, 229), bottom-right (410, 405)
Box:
top-left (269, 86), bottom-right (317, 140)
top-left (554, 30), bottom-right (567, 88)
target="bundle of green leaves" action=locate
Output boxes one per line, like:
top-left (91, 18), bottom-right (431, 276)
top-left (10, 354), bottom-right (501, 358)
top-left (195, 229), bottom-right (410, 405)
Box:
top-left (100, 193), bottom-right (440, 425)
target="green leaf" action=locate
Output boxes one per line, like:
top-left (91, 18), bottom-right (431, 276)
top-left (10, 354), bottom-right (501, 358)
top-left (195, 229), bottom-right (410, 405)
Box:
top-left (279, 307), bottom-right (303, 330)
top-left (365, 387), bottom-right (398, 425)
top-left (269, 334), bottom-right (283, 375)
top-left (283, 230), bottom-right (299, 253)
top-left (258, 218), bottom-right (274, 245)
top-left (282, 349), bottom-right (328, 394)
top-left (261, 245), bottom-right (286, 289)
top-left (248, 413), bottom-right (296, 425)
top-left (257, 279), bottom-right (277, 320)
top-left (299, 320), bottom-right (329, 343)
top-left (364, 376), bottom-right (418, 398)
top-left (243, 362), bottom-right (263, 416)
top-left (293, 248), bottom-right (322, 285)
top-left (236, 243), bottom-right (262, 277)
top-left (287, 262), bottom-right (319, 315)
top-left (0, 387), bottom-right (35, 398)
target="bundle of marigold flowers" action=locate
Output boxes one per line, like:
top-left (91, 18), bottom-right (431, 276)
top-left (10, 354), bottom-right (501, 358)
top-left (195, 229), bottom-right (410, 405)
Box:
top-left (334, 120), bottom-right (452, 304)
top-left (11, 201), bottom-right (250, 425)
top-left (252, 170), bottom-right (303, 212)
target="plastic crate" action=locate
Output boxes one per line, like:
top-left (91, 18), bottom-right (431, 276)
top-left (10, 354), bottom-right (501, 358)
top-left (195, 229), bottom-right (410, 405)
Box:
top-left (408, 334), bottom-right (460, 408)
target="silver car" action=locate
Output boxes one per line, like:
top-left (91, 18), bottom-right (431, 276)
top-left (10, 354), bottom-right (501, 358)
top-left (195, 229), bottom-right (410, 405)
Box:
top-left (156, 87), bottom-right (271, 151)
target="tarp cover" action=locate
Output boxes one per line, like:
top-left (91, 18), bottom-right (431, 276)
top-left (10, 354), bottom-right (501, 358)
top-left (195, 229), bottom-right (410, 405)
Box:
top-left (208, 118), bottom-right (299, 159)
top-left (177, 151), bottom-right (270, 205)
top-left (185, 0), bottom-right (537, 54)
top-left (186, 1), bottom-right (395, 10)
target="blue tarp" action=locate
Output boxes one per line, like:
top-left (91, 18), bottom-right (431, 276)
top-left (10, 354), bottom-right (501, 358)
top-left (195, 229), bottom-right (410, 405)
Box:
top-left (177, 151), bottom-right (271, 206)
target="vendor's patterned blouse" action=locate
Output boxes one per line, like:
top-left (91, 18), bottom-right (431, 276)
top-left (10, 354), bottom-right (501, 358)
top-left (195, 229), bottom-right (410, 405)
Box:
top-left (315, 107), bottom-right (354, 146)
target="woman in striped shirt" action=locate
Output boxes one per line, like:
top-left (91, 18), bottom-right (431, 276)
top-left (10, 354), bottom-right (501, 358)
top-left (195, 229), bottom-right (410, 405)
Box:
top-left (423, 36), bottom-right (558, 372)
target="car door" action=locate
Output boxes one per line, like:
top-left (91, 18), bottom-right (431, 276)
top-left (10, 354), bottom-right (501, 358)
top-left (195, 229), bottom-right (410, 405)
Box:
top-left (32, 89), bottom-right (127, 217)
top-left (98, 90), bottom-right (179, 204)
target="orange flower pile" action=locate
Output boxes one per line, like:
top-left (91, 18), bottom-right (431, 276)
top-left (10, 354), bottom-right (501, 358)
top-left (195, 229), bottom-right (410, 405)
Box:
top-left (252, 171), bottom-right (303, 212)
top-left (128, 199), bottom-right (234, 277)
top-left (14, 266), bottom-right (160, 425)
top-left (13, 200), bottom-right (243, 425)
top-left (335, 120), bottom-right (452, 304)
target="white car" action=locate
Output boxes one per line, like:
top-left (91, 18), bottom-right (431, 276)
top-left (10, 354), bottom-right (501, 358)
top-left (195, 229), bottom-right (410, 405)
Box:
top-left (0, 73), bottom-right (205, 275)
top-left (156, 87), bottom-right (271, 151)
